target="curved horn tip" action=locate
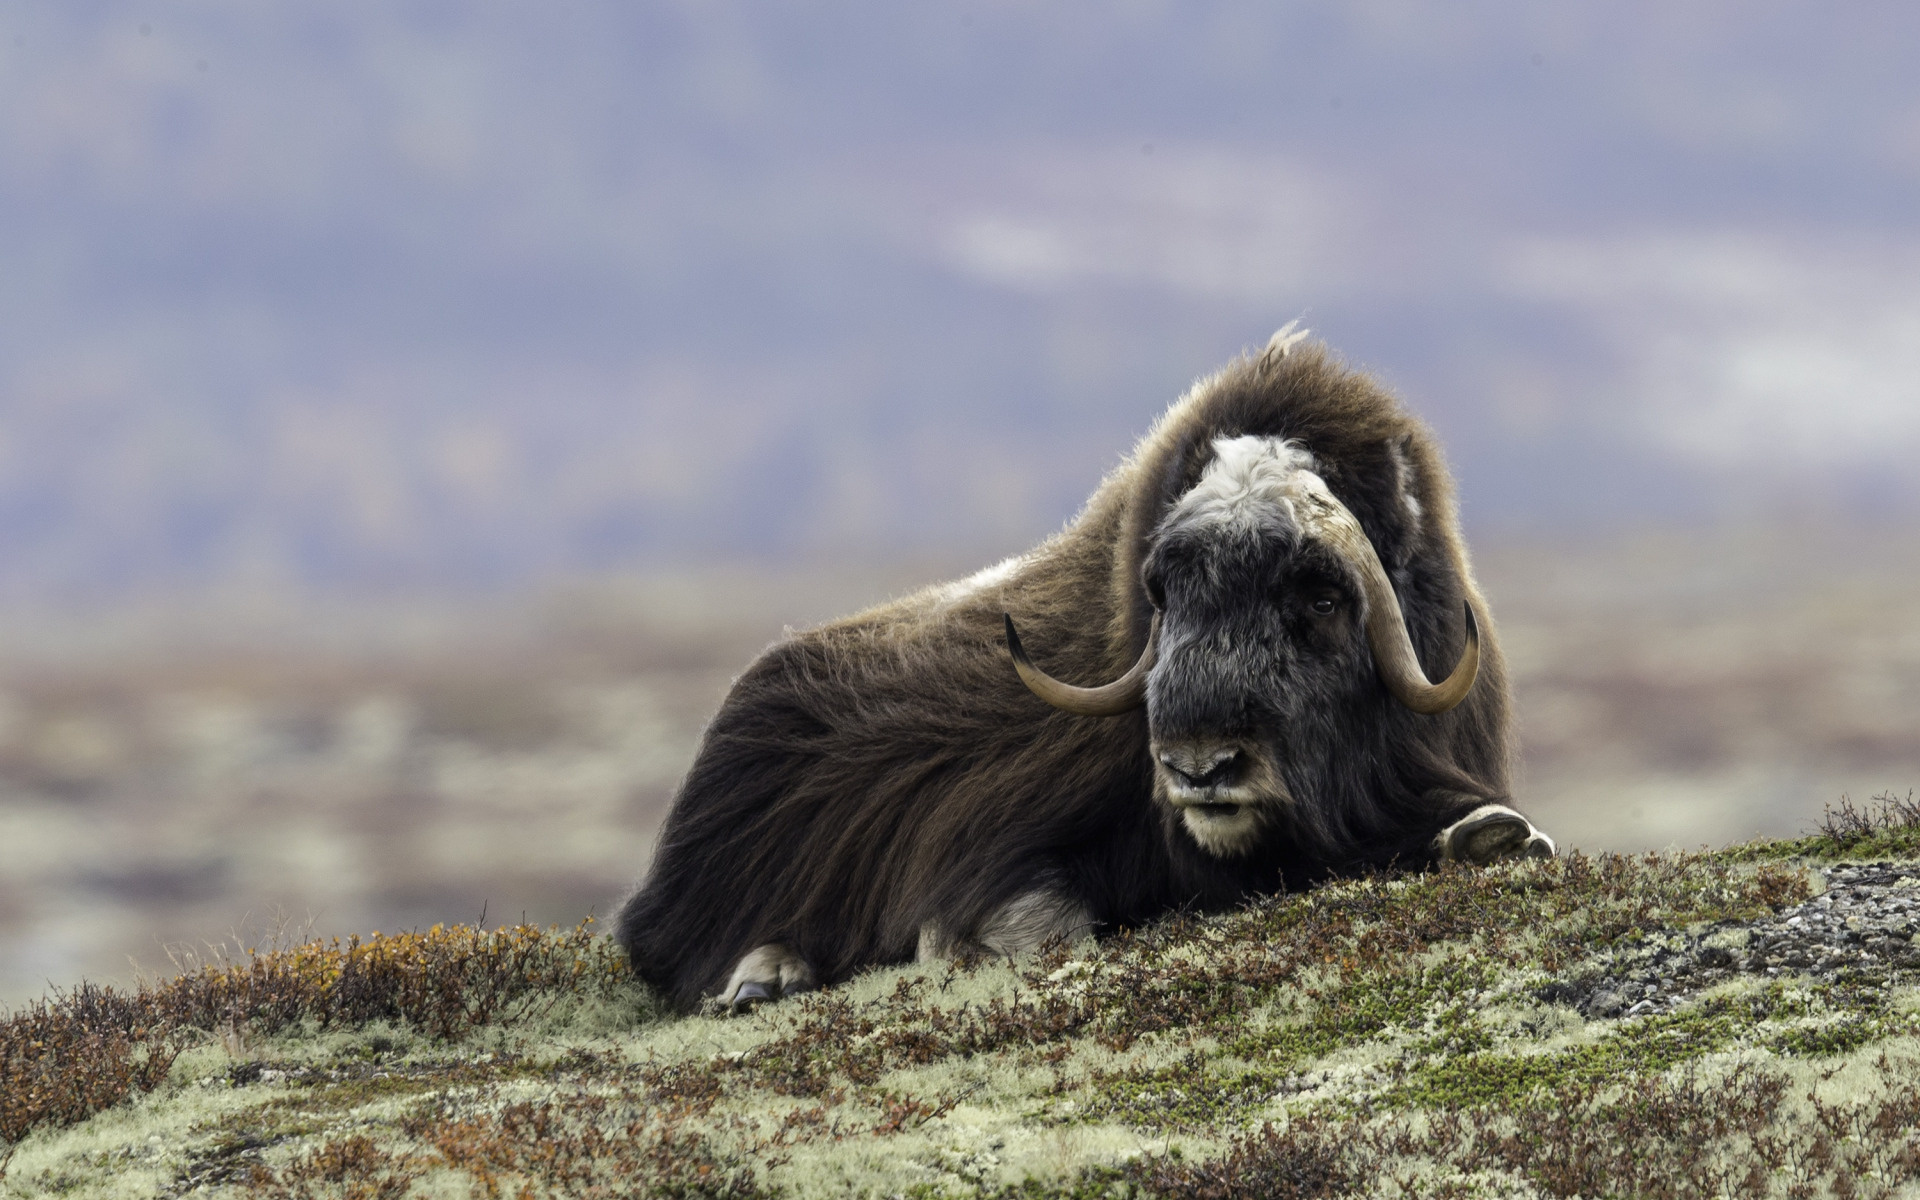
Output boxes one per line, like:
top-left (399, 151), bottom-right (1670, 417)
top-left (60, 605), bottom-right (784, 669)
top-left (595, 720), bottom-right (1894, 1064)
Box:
top-left (1002, 611), bottom-right (1154, 718)
top-left (1404, 601), bottom-right (1480, 716)
top-left (1004, 613), bottom-right (1042, 669)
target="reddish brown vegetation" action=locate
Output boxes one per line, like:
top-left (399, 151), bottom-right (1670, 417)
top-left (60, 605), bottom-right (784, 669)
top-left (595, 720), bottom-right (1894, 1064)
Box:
top-left (0, 982), bottom-right (182, 1146)
top-left (0, 920), bottom-right (621, 1144)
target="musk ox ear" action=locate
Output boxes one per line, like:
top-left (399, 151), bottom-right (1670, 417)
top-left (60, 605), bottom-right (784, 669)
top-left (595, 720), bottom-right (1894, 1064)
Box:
top-left (1386, 435), bottom-right (1424, 537)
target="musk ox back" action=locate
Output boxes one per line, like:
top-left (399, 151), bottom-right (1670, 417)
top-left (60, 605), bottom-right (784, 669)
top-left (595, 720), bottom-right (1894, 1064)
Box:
top-left (616, 331), bottom-right (1553, 1011)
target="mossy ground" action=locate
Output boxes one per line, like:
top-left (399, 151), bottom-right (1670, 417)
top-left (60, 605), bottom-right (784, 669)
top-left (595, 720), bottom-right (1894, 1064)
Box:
top-left (8, 807), bottom-right (1920, 1198)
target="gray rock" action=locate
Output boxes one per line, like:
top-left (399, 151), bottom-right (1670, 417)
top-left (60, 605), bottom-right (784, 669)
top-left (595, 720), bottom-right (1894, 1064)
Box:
top-left (1554, 862), bottom-right (1920, 1022)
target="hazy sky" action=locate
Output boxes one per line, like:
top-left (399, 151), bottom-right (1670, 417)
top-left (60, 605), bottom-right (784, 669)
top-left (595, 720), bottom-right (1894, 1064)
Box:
top-left (3, 3), bottom-right (1918, 593)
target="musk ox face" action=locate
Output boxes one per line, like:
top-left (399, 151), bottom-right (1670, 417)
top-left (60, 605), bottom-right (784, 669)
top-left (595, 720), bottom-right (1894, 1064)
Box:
top-left (1140, 436), bottom-right (1375, 857)
top-left (1005, 431), bottom-right (1482, 858)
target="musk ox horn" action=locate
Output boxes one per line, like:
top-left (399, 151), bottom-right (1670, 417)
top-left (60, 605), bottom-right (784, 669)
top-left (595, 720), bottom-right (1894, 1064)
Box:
top-left (1004, 612), bottom-right (1158, 717)
top-left (1364, 592), bottom-right (1480, 716)
top-left (1347, 536), bottom-right (1479, 715)
top-left (1299, 482), bottom-right (1479, 715)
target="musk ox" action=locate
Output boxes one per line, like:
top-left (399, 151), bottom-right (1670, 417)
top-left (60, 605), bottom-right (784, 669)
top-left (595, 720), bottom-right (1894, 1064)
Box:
top-left (616, 328), bottom-right (1554, 1011)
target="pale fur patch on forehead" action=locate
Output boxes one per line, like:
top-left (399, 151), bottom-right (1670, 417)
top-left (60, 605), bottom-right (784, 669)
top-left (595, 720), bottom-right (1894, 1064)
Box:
top-left (1171, 435), bottom-right (1320, 534)
top-left (1168, 435), bottom-right (1374, 565)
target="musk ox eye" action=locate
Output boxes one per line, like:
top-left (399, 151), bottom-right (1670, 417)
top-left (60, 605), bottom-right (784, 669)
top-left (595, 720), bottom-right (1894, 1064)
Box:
top-left (1311, 596), bottom-right (1337, 616)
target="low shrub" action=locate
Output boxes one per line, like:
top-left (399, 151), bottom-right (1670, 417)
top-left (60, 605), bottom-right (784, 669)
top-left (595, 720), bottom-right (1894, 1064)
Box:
top-left (0, 919), bottom-right (624, 1145)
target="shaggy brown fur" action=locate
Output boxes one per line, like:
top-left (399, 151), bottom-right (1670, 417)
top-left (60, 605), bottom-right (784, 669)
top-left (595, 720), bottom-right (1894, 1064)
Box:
top-left (617, 341), bottom-right (1516, 1010)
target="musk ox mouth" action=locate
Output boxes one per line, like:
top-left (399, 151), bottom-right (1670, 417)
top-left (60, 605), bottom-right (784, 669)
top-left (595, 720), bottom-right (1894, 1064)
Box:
top-left (1166, 794), bottom-right (1267, 857)
top-left (1186, 801), bottom-right (1243, 817)
top-left (1158, 776), bottom-right (1280, 857)
top-left (1166, 797), bottom-right (1249, 821)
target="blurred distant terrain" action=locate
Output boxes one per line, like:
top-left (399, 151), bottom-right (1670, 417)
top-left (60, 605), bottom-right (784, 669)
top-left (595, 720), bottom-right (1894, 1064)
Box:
top-left (6, 5), bottom-right (1920, 594)
top-left (4, 527), bottom-right (1919, 1008)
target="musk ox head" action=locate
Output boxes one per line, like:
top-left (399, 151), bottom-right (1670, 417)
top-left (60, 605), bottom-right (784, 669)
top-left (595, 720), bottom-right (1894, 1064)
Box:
top-left (1007, 434), bottom-right (1476, 858)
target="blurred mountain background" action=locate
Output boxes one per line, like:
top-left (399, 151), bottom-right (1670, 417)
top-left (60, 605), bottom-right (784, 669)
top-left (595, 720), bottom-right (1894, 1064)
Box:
top-left (4, 2), bottom-right (1920, 1004)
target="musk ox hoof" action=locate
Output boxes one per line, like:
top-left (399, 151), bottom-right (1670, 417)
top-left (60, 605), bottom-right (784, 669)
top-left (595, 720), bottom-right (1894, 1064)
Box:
top-left (721, 943), bottom-right (816, 1012)
top-left (1437, 804), bottom-right (1556, 866)
top-left (730, 980), bottom-right (774, 1008)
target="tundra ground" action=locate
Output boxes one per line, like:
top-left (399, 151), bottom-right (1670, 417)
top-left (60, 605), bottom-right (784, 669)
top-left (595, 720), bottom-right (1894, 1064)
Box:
top-left (8, 798), bottom-right (1920, 1198)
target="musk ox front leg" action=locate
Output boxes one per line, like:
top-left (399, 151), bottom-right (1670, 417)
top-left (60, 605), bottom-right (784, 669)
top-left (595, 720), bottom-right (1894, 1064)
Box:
top-left (721, 943), bottom-right (816, 1011)
top-left (1435, 802), bottom-right (1556, 865)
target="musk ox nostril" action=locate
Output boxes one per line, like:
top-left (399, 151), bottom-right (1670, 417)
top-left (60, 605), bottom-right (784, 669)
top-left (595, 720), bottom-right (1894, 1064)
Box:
top-left (1160, 747), bottom-right (1243, 790)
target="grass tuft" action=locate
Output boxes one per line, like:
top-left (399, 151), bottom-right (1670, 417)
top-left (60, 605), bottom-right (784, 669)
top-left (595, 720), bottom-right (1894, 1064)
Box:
top-left (1723, 790), bottom-right (1920, 862)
